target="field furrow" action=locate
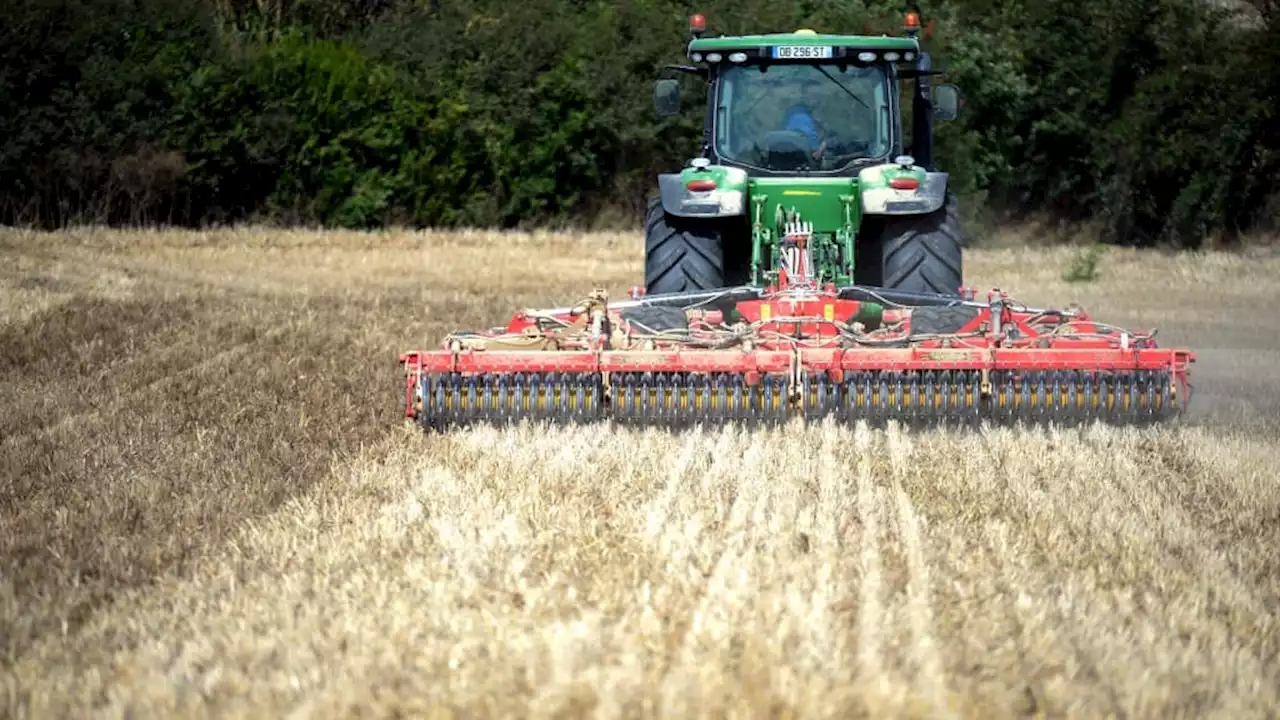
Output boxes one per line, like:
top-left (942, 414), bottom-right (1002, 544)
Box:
top-left (853, 424), bottom-right (888, 707)
top-left (887, 425), bottom-right (950, 717)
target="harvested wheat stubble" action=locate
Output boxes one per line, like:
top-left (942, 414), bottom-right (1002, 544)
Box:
top-left (9, 422), bottom-right (1280, 718)
top-left (2, 227), bottom-right (1280, 718)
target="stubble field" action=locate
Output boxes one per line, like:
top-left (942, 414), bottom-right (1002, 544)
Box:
top-left (2, 226), bottom-right (1279, 718)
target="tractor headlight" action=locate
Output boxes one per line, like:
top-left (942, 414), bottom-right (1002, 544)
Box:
top-left (857, 51), bottom-right (876, 62)
top-left (706, 52), bottom-right (722, 62)
top-left (884, 51), bottom-right (900, 61)
top-left (691, 52), bottom-right (703, 62)
top-left (729, 52), bottom-right (747, 63)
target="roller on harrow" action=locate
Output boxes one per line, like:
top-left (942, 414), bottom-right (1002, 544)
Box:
top-left (400, 220), bottom-right (1194, 429)
top-left (398, 10), bottom-right (1195, 429)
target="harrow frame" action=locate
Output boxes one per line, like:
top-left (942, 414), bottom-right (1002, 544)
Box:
top-left (401, 222), bottom-right (1193, 429)
top-left (400, 276), bottom-right (1194, 429)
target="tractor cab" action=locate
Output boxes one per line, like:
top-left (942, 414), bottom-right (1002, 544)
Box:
top-left (722, 60), bottom-right (889, 173)
top-left (653, 18), bottom-right (960, 177)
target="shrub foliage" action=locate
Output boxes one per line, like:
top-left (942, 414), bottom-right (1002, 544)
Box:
top-left (1, 0), bottom-right (1277, 244)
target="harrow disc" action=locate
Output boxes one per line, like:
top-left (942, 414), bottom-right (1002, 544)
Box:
top-left (412, 368), bottom-right (1184, 430)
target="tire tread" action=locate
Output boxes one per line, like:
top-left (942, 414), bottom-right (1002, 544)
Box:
top-left (879, 193), bottom-right (964, 296)
top-left (643, 196), bottom-right (726, 293)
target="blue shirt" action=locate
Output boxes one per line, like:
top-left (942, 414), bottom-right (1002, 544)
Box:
top-left (783, 107), bottom-right (821, 149)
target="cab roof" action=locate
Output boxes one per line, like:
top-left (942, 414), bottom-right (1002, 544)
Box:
top-left (688, 31), bottom-right (919, 53)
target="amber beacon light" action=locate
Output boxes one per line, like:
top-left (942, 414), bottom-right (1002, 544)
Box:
top-left (689, 13), bottom-right (706, 37)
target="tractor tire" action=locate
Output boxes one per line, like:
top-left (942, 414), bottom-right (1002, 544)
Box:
top-left (879, 192), bottom-right (964, 296)
top-left (643, 196), bottom-right (725, 294)
top-left (620, 306), bottom-right (690, 333)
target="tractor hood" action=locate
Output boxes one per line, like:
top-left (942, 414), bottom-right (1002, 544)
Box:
top-left (748, 177), bottom-right (858, 234)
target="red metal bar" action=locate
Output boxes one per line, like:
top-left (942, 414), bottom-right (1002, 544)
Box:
top-left (403, 346), bottom-right (1193, 376)
top-left (599, 350), bottom-right (791, 373)
top-left (404, 373), bottom-right (416, 418)
top-left (405, 350), bottom-right (600, 374)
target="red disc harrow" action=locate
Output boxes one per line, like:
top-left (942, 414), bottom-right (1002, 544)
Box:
top-left (400, 231), bottom-right (1193, 429)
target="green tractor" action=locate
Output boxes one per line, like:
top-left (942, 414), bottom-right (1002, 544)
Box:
top-left (646, 12), bottom-right (964, 297)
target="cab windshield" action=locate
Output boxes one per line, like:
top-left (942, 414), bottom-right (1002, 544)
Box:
top-left (713, 63), bottom-right (892, 173)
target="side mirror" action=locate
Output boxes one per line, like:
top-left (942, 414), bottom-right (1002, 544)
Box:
top-left (654, 79), bottom-right (681, 117)
top-left (933, 83), bottom-right (960, 121)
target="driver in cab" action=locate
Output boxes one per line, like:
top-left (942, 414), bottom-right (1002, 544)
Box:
top-left (781, 103), bottom-right (827, 164)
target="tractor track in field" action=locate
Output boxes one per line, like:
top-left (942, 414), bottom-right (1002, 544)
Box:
top-left (1, 322), bottom-right (274, 452)
top-left (887, 426), bottom-right (951, 717)
top-left (853, 426), bottom-right (887, 700)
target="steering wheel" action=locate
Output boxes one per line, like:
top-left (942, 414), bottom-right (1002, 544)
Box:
top-left (762, 130), bottom-right (818, 171)
top-left (818, 138), bottom-right (873, 168)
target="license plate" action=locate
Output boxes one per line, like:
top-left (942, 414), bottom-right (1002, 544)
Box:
top-left (772, 45), bottom-right (833, 59)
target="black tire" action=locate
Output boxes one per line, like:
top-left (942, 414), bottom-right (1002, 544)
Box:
top-left (620, 306), bottom-right (690, 333)
top-left (643, 196), bottom-right (725, 294)
top-left (879, 192), bottom-right (964, 296)
top-left (909, 305), bottom-right (980, 335)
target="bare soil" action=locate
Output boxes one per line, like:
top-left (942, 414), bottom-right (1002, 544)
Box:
top-left (2, 227), bottom-right (1278, 718)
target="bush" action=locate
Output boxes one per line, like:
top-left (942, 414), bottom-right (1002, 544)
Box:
top-left (1063, 243), bottom-right (1106, 283)
top-left (0, 0), bottom-right (222, 224)
top-left (0, 0), bottom-right (1276, 246)
top-left (184, 32), bottom-right (474, 227)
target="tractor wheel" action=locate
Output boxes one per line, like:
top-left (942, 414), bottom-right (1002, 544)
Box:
top-left (879, 192), bottom-right (964, 296)
top-left (643, 196), bottom-right (726, 294)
